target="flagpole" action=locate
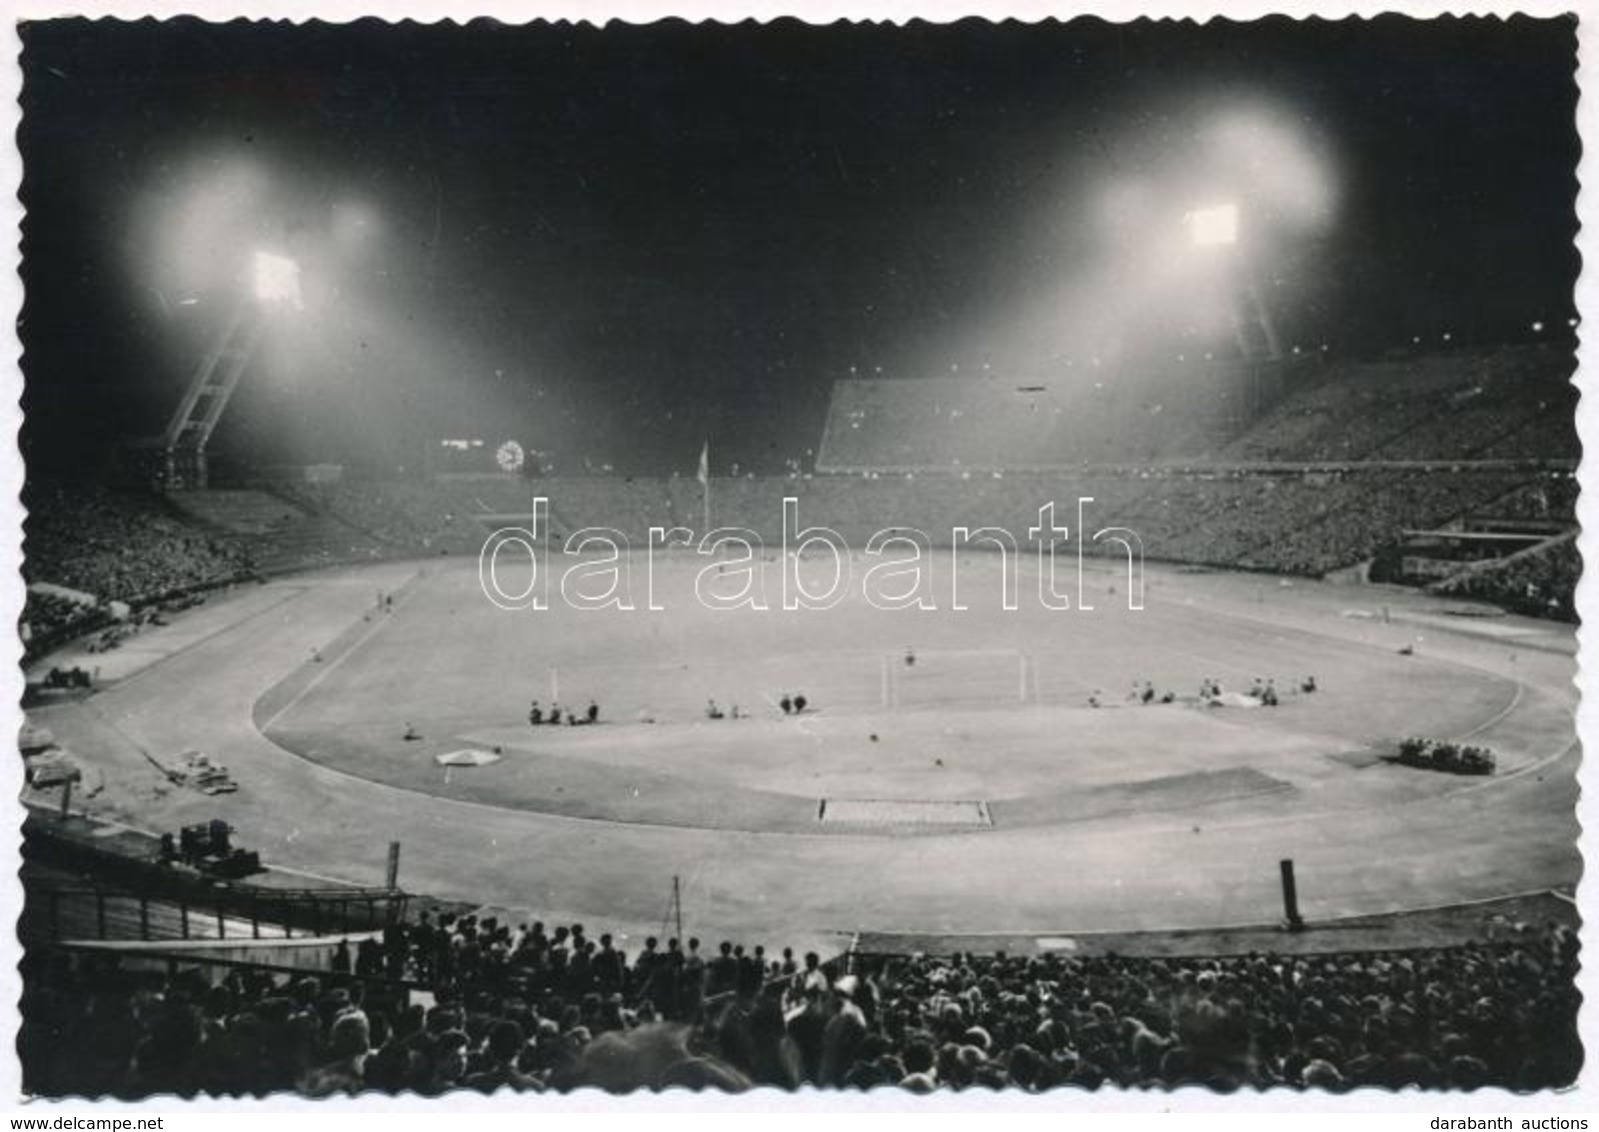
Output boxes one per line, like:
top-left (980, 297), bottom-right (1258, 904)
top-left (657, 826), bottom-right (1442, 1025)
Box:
top-left (700, 441), bottom-right (711, 533)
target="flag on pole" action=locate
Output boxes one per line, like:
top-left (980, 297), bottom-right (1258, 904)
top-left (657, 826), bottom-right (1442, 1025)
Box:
top-left (698, 440), bottom-right (711, 533)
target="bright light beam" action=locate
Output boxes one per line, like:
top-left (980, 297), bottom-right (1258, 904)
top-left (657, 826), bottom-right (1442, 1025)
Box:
top-left (1186, 203), bottom-right (1239, 248)
top-left (253, 250), bottom-right (303, 308)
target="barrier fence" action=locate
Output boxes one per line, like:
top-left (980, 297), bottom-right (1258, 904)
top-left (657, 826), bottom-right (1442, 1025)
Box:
top-left (21, 882), bottom-right (411, 944)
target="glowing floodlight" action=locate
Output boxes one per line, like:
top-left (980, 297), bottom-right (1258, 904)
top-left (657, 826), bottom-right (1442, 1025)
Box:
top-left (1187, 203), bottom-right (1239, 248)
top-left (253, 250), bottom-right (303, 307)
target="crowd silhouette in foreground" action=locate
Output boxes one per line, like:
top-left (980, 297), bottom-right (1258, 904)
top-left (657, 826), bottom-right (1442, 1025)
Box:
top-left (19, 911), bottom-right (1581, 1097)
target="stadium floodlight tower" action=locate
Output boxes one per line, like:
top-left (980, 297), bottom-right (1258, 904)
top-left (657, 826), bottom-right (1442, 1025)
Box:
top-left (1185, 202), bottom-right (1282, 362)
top-left (157, 250), bottom-right (303, 489)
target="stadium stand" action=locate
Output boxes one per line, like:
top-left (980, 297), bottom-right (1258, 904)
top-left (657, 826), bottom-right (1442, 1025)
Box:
top-left (274, 481), bottom-right (487, 558)
top-left (478, 466), bottom-right (1567, 611)
top-left (402, 346), bottom-right (1576, 614)
top-left (1431, 532), bottom-right (1581, 621)
top-left (19, 485), bottom-right (260, 659)
top-left (1451, 474), bottom-right (1581, 527)
top-left (25, 460), bottom-right (1576, 657)
top-left (816, 345), bottom-right (1574, 472)
top-left (19, 912), bottom-right (1581, 1095)
top-left (167, 486), bottom-right (396, 573)
top-left (21, 587), bottom-right (101, 650)
top-left (18, 344), bottom-right (1581, 667)
top-left (23, 484), bottom-right (256, 604)
top-left (20, 460), bottom-right (1577, 647)
top-left (1210, 345), bottom-right (1575, 465)
top-left (19, 481), bottom-right (485, 656)
top-left (21, 480), bottom-right (493, 649)
top-left (816, 358), bottom-right (1299, 472)
top-left (164, 490), bottom-right (307, 535)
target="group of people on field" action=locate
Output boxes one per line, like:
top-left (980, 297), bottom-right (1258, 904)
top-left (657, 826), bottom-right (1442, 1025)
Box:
top-left (1087, 673), bottom-right (1318, 709)
top-left (529, 699), bottom-right (600, 727)
top-left (516, 692), bottom-right (816, 727)
top-left (704, 692), bottom-right (812, 721)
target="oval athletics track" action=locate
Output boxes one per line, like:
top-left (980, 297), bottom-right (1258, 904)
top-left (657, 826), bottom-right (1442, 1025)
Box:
top-left (62, 554), bottom-right (1581, 953)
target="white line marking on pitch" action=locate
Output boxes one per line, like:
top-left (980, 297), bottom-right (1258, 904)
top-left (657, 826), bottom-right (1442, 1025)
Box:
top-left (259, 570), bottom-right (426, 733)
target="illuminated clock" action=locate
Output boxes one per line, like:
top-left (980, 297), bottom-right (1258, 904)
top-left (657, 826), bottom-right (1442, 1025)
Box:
top-left (495, 440), bottom-right (526, 474)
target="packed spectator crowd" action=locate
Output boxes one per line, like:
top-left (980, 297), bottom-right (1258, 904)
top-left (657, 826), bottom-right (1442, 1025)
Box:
top-left (18, 340), bottom-right (1582, 652)
top-left (816, 344), bottom-right (1576, 473)
top-left (1472, 475), bottom-right (1580, 524)
top-left (20, 463), bottom-right (1578, 645)
top-left (20, 587), bottom-right (98, 648)
top-left (23, 484), bottom-right (255, 605)
top-left (1228, 471), bottom-right (1537, 576)
top-left (1086, 469), bottom-right (1552, 578)
top-left (1435, 536), bottom-right (1581, 622)
top-left (21, 485), bottom-right (258, 657)
top-left (19, 908), bottom-right (1581, 1097)
top-left (1208, 345), bottom-right (1574, 467)
top-left (20, 479), bottom-right (487, 654)
top-left (278, 482), bottom-right (485, 556)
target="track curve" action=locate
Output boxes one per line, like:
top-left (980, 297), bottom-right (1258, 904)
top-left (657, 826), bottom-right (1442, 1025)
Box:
top-left (33, 556), bottom-right (1579, 955)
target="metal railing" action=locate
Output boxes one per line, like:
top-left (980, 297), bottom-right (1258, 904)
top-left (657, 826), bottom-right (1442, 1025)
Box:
top-left (21, 883), bottom-right (410, 944)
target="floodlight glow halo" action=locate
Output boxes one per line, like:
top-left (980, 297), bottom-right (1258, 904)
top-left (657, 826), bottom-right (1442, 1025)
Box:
top-left (1186, 203), bottom-right (1240, 248)
top-left (253, 250), bottom-right (303, 308)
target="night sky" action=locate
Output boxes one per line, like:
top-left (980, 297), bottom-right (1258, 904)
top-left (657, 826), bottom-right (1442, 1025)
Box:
top-left (19, 16), bottom-right (1580, 477)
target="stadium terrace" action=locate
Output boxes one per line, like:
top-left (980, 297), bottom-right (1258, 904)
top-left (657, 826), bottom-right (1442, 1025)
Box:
top-left (477, 497), bottom-right (1144, 613)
